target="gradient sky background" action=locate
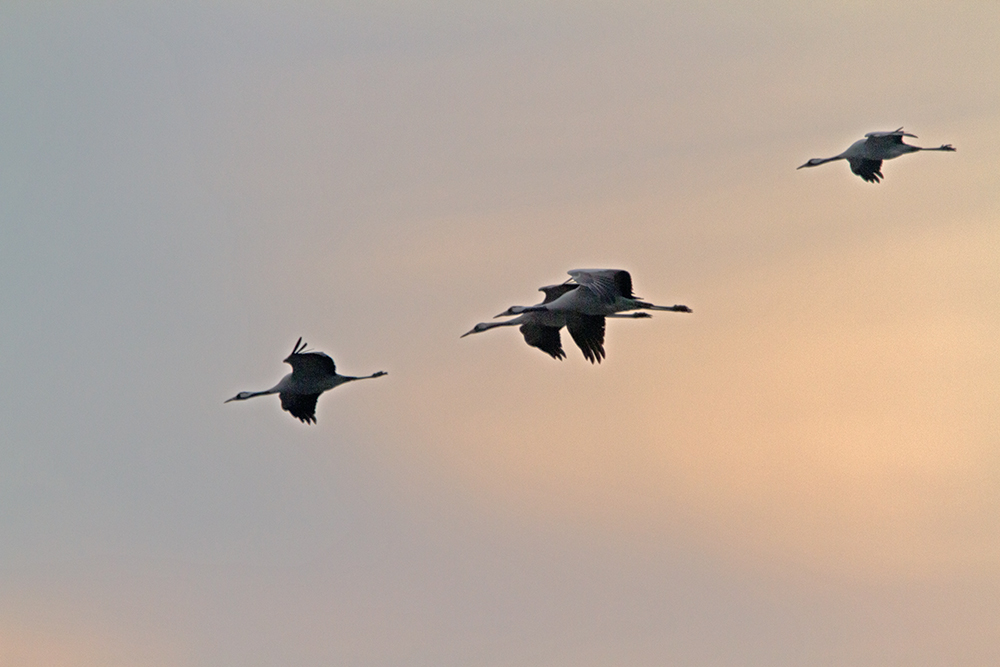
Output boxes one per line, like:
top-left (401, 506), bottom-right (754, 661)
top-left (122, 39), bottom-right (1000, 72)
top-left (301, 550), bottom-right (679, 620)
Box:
top-left (2, 2), bottom-right (999, 665)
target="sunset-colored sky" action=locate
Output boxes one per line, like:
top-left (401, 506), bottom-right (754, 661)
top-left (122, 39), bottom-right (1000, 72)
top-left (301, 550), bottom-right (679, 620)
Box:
top-left (2, 2), bottom-right (999, 665)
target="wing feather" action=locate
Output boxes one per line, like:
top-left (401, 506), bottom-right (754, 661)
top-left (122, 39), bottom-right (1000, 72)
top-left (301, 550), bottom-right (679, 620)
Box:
top-left (849, 157), bottom-right (884, 183)
top-left (280, 392), bottom-right (320, 424)
top-left (519, 324), bottom-right (566, 360)
top-left (568, 269), bottom-right (637, 303)
top-left (284, 351), bottom-right (336, 377)
top-left (864, 127), bottom-right (915, 141)
top-left (538, 283), bottom-right (578, 304)
top-left (612, 270), bottom-right (635, 299)
top-left (566, 314), bottom-right (606, 364)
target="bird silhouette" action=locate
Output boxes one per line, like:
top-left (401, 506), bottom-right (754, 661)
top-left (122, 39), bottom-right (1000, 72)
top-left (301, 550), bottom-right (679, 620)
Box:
top-left (225, 338), bottom-right (386, 424)
top-left (463, 283), bottom-right (653, 363)
top-left (798, 128), bottom-right (955, 183)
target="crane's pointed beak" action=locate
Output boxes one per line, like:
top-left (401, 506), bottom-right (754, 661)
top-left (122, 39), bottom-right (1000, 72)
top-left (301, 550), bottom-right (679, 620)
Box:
top-left (224, 396), bottom-right (237, 403)
top-left (460, 328), bottom-right (477, 338)
top-left (796, 162), bottom-right (809, 169)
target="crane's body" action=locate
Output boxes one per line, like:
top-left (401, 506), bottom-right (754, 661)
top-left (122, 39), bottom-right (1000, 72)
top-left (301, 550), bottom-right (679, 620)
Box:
top-left (798, 128), bottom-right (955, 183)
top-left (226, 338), bottom-right (386, 424)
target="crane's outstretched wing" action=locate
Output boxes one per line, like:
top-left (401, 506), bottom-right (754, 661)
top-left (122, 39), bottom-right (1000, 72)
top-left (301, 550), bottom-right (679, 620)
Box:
top-left (863, 128), bottom-right (916, 157)
top-left (566, 314), bottom-right (606, 364)
top-left (848, 157), bottom-right (884, 183)
top-left (519, 323), bottom-right (566, 360)
top-left (280, 392), bottom-right (320, 424)
top-left (284, 350), bottom-right (336, 377)
top-left (568, 269), bottom-right (639, 303)
top-left (864, 127), bottom-right (915, 142)
top-left (538, 283), bottom-right (577, 303)
top-left (283, 338), bottom-right (337, 376)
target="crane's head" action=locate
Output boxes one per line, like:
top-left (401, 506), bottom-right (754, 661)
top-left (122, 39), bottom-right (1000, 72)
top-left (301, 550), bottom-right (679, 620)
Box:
top-left (495, 305), bottom-right (539, 317)
top-left (225, 391), bottom-right (254, 403)
top-left (797, 158), bottom-right (827, 169)
top-left (461, 322), bottom-right (493, 337)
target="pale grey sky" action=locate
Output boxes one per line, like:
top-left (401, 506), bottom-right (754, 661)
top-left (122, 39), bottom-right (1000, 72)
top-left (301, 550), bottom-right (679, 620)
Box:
top-left (1, 2), bottom-right (999, 665)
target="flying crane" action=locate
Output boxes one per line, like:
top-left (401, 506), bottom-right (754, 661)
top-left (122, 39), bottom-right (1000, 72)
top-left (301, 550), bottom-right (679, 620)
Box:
top-left (225, 338), bottom-right (386, 424)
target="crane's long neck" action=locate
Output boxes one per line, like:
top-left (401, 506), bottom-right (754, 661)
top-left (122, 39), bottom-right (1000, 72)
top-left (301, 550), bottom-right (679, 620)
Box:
top-left (798, 155), bottom-right (845, 170)
top-left (480, 318), bottom-right (526, 330)
top-left (225, 387), bottom-right (279, 403)
top-left (235, 390), bottom-right (273, 400)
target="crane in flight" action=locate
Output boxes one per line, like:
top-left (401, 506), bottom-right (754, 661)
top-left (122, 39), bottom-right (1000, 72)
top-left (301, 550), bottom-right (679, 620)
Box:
top-left (225, 338), bottom-right (386, 424)
top-left (797, 128), bottom-right (955, 183)
top-left (462, 283), bottom-right (652, 363)
top-left (504, 269), bottom-right (692, 318)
